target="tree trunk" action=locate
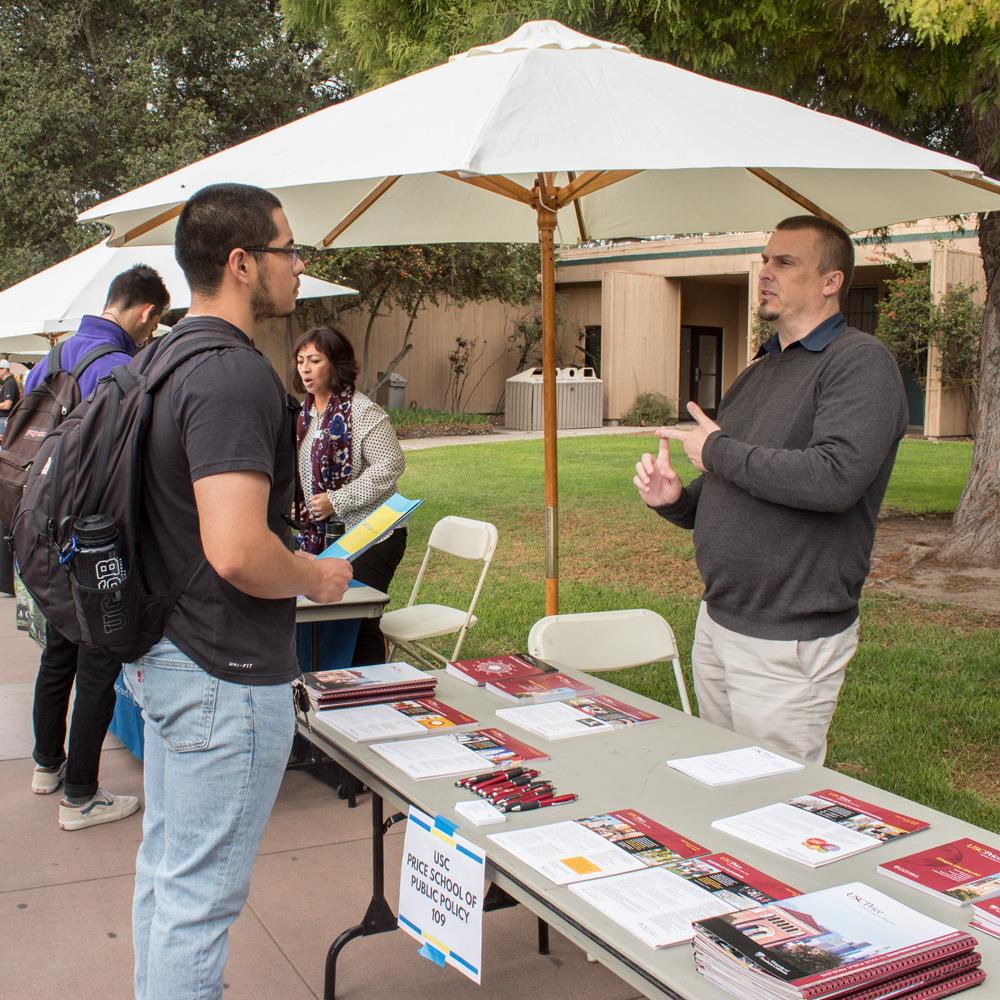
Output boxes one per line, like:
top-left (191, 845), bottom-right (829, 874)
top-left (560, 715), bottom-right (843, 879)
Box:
top-left (938, 209), bottom-right (1000, 566)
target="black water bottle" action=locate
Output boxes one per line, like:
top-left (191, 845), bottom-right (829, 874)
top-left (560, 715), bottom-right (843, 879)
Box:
top-left (73, 515), bottom-right (128, 590)
top-left (325, 518), bottom-right (346, 551)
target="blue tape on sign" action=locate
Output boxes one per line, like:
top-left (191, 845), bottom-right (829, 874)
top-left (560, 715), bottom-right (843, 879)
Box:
top-left (418, 942), bottom-right (447, 967)
top-left (434, 814), bottom-right (458, 837)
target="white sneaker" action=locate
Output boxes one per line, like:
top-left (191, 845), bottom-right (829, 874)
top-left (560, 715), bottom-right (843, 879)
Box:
top-left (58, 789), bottom-right (141, 831)
top-left (32, 761), bottom-right (67, 795)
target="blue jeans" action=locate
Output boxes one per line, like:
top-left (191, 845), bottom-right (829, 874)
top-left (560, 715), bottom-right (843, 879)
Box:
top-left (123, 639), bottom-right (294, 1000)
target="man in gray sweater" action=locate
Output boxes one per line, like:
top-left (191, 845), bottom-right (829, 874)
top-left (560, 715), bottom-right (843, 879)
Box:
top-left (634, 215), bottom-right (907, 764)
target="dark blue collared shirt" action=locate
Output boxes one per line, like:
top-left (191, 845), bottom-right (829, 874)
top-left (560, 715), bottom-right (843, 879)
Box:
top-left (755, 312), bottom-right (847, 359)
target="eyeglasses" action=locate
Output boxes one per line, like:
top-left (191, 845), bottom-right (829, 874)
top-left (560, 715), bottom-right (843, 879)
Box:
top-left (243, 245), bottom-right (306, 262)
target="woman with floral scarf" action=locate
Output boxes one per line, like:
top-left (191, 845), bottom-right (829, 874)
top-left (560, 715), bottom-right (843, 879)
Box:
top-left (294, 326), bottom-right (406, 664)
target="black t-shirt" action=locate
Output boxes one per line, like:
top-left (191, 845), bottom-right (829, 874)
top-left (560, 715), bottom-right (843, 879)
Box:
top-left (140, 317), bottom-right (300, 684)
top-left (0, 374), bottom-right (20, 409)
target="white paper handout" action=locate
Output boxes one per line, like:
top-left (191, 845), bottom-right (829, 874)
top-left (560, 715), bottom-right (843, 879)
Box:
top-left (666, 746), bottom-right (803, 785)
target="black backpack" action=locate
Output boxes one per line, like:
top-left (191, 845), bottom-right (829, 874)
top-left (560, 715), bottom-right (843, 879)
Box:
top-left (0, 342), bottom-right (120, 526)
top-left (10, 326), bottom-right (254, 661)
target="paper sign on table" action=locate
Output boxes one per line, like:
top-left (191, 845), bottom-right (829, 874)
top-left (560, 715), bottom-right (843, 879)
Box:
top-left (398, 806), bottom-right (485, 984)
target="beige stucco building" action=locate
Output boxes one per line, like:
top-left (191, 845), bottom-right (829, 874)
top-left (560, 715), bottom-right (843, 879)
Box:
top-left (255, 217), bottom-right (985, 437)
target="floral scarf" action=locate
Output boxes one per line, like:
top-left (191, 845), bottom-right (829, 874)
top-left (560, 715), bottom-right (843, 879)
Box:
top-left (296, 389), bottom-right (353, 554)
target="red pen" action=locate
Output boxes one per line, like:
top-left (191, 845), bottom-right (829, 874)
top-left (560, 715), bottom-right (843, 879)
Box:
top-left (484, 773), bottom-right (541, 798)
top-left (491, 779), bottom-right (550, 802)
top-left (506, 794), bottom-right (577, 813)
top-left (498, 788), bottom-right (557, 810)
top-left (470, 769), bottom-right (527, 792)
top-left (493, 784), bottom-right (552, 805)
top-left (458, 767), bottom-right (524, 789)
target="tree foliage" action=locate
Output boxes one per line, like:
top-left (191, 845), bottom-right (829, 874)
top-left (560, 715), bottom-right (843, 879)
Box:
top-left (0, 1), bottom-right (339, 289)
top-left (875, 255), bottom-right (983, 388)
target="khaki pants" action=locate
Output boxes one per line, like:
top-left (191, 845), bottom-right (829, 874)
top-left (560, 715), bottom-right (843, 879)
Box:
top-left (691, 603), bottom-right (859, 765)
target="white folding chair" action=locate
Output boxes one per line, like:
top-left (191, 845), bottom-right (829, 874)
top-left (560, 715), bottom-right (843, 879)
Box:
top-left (527, 608), bottom-right (692, 714)
top-left (380, 516), bottom-right (498, 669)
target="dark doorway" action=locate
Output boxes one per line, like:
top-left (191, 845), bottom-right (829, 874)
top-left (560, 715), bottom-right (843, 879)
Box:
top-left (583, 325), bottom-right (601, 376)
top-left (683, 325), bottom-right (723, 418)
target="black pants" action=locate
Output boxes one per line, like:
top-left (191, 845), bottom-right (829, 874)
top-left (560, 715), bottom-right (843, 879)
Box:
top-left (32, 624), bottom-right (120, 799)
top-left (350, 527), bottom-right (408, 666)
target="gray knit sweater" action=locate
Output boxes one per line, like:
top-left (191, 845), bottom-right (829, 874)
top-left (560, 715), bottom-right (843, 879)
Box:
top-left (656, 324), bottom-right (908, 640)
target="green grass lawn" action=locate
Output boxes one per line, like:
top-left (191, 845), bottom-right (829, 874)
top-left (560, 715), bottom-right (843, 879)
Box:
top-left (392, 434), bottom-right (999, 832)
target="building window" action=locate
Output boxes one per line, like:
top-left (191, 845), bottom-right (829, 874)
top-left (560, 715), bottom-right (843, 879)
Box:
top-left (846, 286), bottom-right (878, 334)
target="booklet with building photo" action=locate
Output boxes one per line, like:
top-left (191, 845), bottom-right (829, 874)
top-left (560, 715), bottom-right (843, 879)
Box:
top-left (878, 838), bottom-right (1000, 906)
top-left (691, 882), bottom-right (982, 1000)
top-left (712, 789), bottom-right (928, 868)
top-left (487, 808), bottom-right (708, 886)
top-left (496, 695), bottom-right (659, 740)
top-left (568, 853), bottom-right (801, 949)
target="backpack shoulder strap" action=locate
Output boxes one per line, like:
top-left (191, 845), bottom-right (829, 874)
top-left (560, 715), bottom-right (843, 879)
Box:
top-left (47, 341), bottom-right (66, 376)
top-left (70, 344), bottom-right (122, 381)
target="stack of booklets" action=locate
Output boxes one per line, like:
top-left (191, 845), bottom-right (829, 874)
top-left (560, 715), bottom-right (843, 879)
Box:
top-left (878, 838), bottom-right (1000, 907)
top-left (488, 809), bottom-right (708, 885)
top-left (971, 899), bottom-right (1000, 940)
top-left (370, 727), bottom-right (547, 780)
top-left (316, 698), bottom-right (477, 742)
top-left (691, 882), bottom-right (985, 1000)
top-left (446, 651), bottom-right (595, 703)
top-left (712, 789), bottom-right (928, 867)
top-left (568, 852), bottom-right (801, 948)
top-left (299, 662), bottom-right (434, 711)
top-left (496, 695), bottom-right (658, 739)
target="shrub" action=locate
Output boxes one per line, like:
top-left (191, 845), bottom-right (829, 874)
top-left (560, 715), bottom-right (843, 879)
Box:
top-left (622, 392), bottom-right (676, 426)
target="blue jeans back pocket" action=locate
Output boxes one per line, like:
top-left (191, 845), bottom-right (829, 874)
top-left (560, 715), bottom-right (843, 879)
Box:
top-left (140, 658), bottom-right (219, 752)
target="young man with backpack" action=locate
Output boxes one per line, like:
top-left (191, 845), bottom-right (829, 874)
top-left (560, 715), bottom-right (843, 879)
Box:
top-left (28, 265), bottom-right (169, 829)
top-left (119, 183), bottom-right (352, 999)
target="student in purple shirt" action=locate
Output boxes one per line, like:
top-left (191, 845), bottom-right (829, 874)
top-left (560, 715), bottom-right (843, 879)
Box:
top-left (30, 265), bottom-right (170, 832)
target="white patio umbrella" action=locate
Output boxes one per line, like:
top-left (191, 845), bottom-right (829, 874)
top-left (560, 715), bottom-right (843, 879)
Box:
top-left (79, 19), bottom-right (1000, 613)
top-left (0, 240), bottom-right (357, 347)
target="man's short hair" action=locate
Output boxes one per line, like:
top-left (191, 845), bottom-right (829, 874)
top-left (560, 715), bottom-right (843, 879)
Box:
top-left (104, 264), bottom-right (170, 314)
top-left (175, 183), bottom-right (282, 295)
top-left (775, 215), bottom-right (855, 303)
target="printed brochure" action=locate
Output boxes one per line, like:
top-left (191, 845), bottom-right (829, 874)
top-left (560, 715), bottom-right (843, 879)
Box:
top-left (878, 838), bottom-right (1000, 907)
top-left (667, 746), bottom-right (804, 785)
top-left (318, 492), bottom-right (422, 562)
top-left (316, 698), bottom-right (477, 742)
top-left (369, 728), bottom-right (547, 780)
top-left (712, 789), bottom-right (928, 868)
top-left (445, 653), bottom-right (556, 686)
top-left (569, 852), bottom-right (801, 948)
top-left (496, 695), bottom-right (658, 740)
top-left (487, 808), bottom-right (708, 885)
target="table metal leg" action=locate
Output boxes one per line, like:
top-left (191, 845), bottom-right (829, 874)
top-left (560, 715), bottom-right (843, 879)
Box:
top-left (324, 793), bottom-right (404, 1000)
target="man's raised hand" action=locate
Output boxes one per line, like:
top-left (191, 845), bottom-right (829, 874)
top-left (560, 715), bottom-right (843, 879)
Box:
top-left (656, 401), bottom-right (720, 472)
top-left (634, 434), bottom-right (683, 508)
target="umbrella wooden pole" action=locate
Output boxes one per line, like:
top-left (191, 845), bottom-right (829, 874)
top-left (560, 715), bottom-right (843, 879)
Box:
top-left (537, 204), bottom-right (559, 615)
